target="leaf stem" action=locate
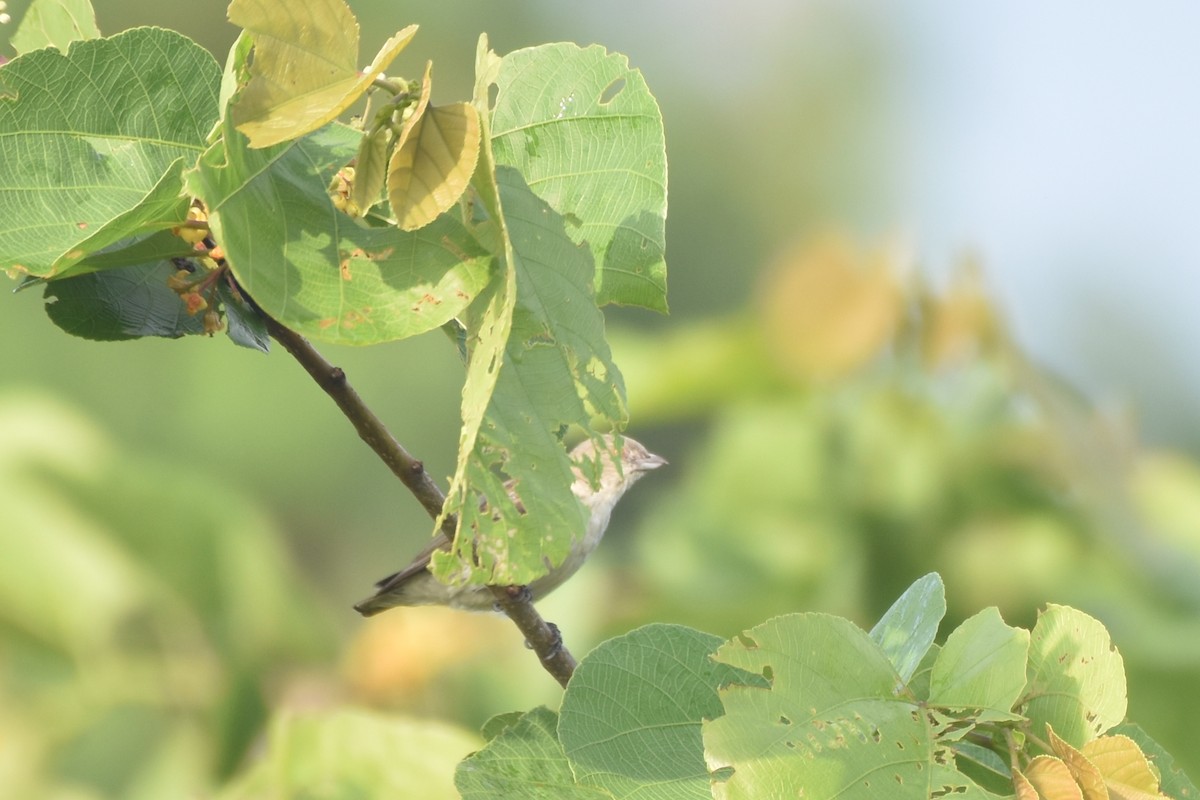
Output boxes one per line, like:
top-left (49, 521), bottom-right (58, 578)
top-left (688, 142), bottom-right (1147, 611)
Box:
top-left (263, 316), bottom-right (578, 687)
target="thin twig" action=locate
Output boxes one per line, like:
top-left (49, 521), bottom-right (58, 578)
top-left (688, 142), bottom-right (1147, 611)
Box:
top-left (264, 316), bottom-right (577, 687)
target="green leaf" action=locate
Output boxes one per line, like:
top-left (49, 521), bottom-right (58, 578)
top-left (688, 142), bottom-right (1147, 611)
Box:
top-left (0, 28), bottom-right (221, 280)
top-left (433, 36), bottom-right (519, 583)
top-left (1111, 723), bottom-right (1198, 800)
top-left (869, 571), bottom-right (945, 685)
top-left (929, 607), bottom-right (1029, 712)
top-left (704, 613), bottom-right (932, 800)
top-left (9, 0), bottom-right (100, 55)
top-left (186, 120), bottom-right (493, 345)
top-left (456, 707), bottom-right (609, 800)
top-left (490, 43), bottom-right (668, 312)
top-left (432, 168), bottom-right (627, 587)
top-left (929, 764), bottom-right (1011, 800)
top-left (217, 280), bottom-right (269, 353)
top-left (222, 709), bottom-right (479, 800)
top-left (560, 624), bottom-right (764, 799)
top-left (43, 261), bottom-right (205, 341)
top-left (1017, 604), bottom-right (1127, 748)
top-left (229, 0), bottom-right (417, 147)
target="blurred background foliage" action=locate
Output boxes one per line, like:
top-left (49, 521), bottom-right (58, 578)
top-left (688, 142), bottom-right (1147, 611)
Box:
top-left (3, 0), bottom-right (1199, 796)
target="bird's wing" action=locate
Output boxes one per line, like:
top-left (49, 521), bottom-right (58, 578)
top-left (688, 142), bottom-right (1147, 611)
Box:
top-left (371, 531), bottom-right (452, 589)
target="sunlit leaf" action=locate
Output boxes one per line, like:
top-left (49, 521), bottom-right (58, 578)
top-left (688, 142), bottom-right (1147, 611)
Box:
top-left (1083, 735), bottom-right (1170, 800)
top-left (704, 613), bottom-right (931, 800)
top-left (9, 0), bottom-right (99, 55)
top-left (389, 102), bottom-right (480, 231)
top-left (1047, 726), bottom-right (1109, 800)
top-left (869, 571), bottom-right (945, 685)
top-left (1018, 605), bottom-right (1127, 748)
top-left (489, 42), bottom-right (668, 311)
top-left (1111, 723), bottom-right (1198, 800)
top-left (186, 119), bottom-right (493, 345)
top-left (0, 28), bottom-right (220, 279)
top-left (223, 709), bottom-right (478, 800)
top-left (929, 607), bottom-right (1029, 712)
top-left (1024, 756), bottom-right (1084, 800)
top-left (229, 0), bottom-right (416, 147)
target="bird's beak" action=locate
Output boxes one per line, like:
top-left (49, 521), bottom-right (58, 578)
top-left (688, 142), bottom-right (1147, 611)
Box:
top-left (637, 451), bottom-right (668, 472)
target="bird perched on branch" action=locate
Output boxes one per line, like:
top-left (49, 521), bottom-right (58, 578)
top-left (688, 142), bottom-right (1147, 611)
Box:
top-left (354, 435), bottom-right (666, 614)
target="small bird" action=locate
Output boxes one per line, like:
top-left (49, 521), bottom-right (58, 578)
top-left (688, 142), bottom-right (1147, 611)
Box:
top-left (354, 435), bottom-right (666, 615)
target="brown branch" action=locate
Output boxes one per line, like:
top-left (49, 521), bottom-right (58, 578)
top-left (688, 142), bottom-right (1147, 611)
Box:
top-left (264, 316), bottom-right (577, 687)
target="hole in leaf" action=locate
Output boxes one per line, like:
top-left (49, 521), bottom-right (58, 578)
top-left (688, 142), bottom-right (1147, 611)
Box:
top-left (599, 77), bottom-right (625, 105)
top-left (779, 715), bottom-right (792, 725)
top-left (488, 84), bottom-right (498, 109)
top-left (735, 633), bottom-right (758, 649)
top-left (761, 665), bottom-right (774, 683)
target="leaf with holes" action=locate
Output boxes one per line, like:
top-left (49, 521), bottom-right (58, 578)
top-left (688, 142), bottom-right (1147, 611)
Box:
top-left (0, 28), bottom-right (220, 280)
top-left (1016, 604), bottom-right (1126, 749)
top-left (430, 167), bottom-right (626, 587)
top-left (186, 118), bottom-right (493, 345)
top-left (703, 613), bottom-right (936, 800)
top-left (229, 0), bottom-right (416, 148)
top-left (489, 42), bottom-right (668, 312)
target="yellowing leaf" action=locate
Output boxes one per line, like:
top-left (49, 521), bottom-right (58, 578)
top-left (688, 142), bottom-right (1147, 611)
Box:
top-left (1026, 755), bottom-right (1085, 800)
top-left (388, 102), bottom-right (481, 231)
top-left (229, 0), bottom-right (417, 147)
top-left (1048, 725), bottom-right (1110, 800)
top-left (1082, 735), bottom-right (1169, 800)
top-left (386, 62), bottom-right (479, 232)
top-left (1014, 770), bottom-right (1042, 800)
top-left (921, 257), bottom-right (1002, 370)
top-left (346, 101), bottom-right (393, 217)
top-left (759, 234), bottom-right (903, 383)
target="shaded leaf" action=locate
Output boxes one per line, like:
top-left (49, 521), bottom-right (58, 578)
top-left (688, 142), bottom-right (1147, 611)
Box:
top-left (9, 0), bottom-right (99, 55)
top-left (0, 28), bottom-right (220, 278)
top-left (347, 110), bottom-right (393, 217)
top-left (456, 707), bottom-right (608, 800)
top-left (217, 279), bottom-right (269, 353)
top-left (43, 261), bottom-right (205, 341)
top-left (869, 571), bottom-right (945, 685)
top-left (229, 0), bottom-right (416, 147)
top-left (186, 119), bottom-right (493, 345)
top-left (489, 42), bottom-right (667, 311)
top-left (432, 168), bottom-right (625, 587)
top-left (560, 624), bottom-right (764, 799)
